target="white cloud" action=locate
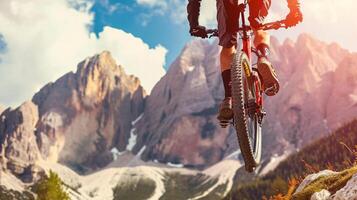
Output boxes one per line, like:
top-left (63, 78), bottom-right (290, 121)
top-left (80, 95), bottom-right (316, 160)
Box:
top-left (93, 27), bottom-right (167, 92)
top-left (0, 0), bottom-right (167, 107)
top-left (199, 0), bottom-right (217, 27)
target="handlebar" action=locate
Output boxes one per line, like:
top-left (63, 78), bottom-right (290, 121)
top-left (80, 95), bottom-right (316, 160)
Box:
top-left (206, 20), bottom-right (288, 38)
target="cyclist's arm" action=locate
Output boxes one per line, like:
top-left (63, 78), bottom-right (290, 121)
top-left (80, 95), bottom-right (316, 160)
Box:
top-left (187, 0), bottom-right (202, 28)
top-left (286, 0), bottom-right (300, 10)
top-left (285, 0), bottom-right (303, 26)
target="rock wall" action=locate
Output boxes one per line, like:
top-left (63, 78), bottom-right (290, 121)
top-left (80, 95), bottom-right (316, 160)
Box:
top-left (0, 51), bottom-right (147, 175)
top-left (132, 34), bottom-right (357, 167)
top-left (0, 101), bottom-right (42, 182)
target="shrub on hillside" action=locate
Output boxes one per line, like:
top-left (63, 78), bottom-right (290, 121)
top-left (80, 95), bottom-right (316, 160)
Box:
top-left (32, 171), bottom-right (69, 200)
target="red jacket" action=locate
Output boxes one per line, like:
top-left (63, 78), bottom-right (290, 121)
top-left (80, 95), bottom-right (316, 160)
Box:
top-left (187, 0), bottom-right (300, 28)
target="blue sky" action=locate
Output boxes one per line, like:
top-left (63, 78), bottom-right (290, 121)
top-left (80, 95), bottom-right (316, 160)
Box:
top-left (91, 0), bottom-right (191, 69)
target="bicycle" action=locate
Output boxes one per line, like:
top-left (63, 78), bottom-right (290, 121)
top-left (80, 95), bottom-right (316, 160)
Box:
top-left (207, 2), bottom-right (289, 172)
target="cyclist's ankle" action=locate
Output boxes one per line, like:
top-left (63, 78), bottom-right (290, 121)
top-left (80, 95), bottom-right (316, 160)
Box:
top-left (256, 43), bottom-right (270, 59)
top-left (222, 69), bottom-right (232, 98)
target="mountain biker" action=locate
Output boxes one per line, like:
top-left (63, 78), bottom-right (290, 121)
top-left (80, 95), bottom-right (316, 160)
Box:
top-left (187, 0), bottom-right (303, 123)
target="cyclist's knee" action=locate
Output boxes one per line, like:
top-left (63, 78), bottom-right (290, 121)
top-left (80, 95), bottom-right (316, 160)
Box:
top-left (221, 46), bottom-right (235, 55)
top-left (220, 47), bottom-right (236, 71)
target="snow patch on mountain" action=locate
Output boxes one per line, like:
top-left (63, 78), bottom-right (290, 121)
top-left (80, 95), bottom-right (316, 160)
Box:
top-left (131, 113), bottom-right (143, 126)
top-left (126, 128), bottom-right (137, 151)
top-left (259, 151), bottom-right (291, 176)
top-left (110, 148), bottom-right (125, 160)
top-left (167, 162), bottom-right (184, 168)
top-left (197, 160), bottom-right (242, 198)
top-left (225, 150), bottom-right (241, 160)
top-left (32, 159), bottom-right (237, 200)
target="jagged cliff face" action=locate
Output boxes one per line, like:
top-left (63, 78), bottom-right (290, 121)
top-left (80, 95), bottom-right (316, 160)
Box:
top-left (264, 35), bottom-right (357, 152)
top-left (131, 34), bottom-right (357, 166)
top-left (0, 34), bottom-right (356, 178)
top-left (132, 40), bottom-right (238, 168)
top-left (0, 51), bottom-right (146, 176)
top-left (32, 51), bottom-right (146, 171)
top-left (0, 102), bottom-right (42, 182)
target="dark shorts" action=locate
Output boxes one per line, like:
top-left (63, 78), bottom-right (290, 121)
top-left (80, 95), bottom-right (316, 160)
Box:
top-left (217, 0), bottom-right (271, 48)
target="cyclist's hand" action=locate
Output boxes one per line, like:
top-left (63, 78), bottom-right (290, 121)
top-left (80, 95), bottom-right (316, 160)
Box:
top-left (190, 25), bottom-right (208, 38)
top-left (285, 8), bottom-right (303, 27)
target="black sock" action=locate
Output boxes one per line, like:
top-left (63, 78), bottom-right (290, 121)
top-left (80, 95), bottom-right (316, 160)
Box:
top-left (256, 43), bottom-right (270, 58)
top-left (222, 69), bottom-right (232, 98)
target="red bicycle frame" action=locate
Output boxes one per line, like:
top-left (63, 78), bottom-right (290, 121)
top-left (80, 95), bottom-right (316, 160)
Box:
top-left (206, 2), bottom-right (287, 115)
top-left (240, 5), bottom-right (252, 62)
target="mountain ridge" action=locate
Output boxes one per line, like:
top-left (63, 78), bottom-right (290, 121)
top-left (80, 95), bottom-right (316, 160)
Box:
top-left (0, 51), bottom-right (146, 181)
top-left (0, 33), bottom-right (356, 199)
top-left (2, 33), bottom-right (357, 174)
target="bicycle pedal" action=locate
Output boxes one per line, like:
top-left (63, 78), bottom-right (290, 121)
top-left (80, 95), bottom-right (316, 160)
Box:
top-left (219, 120), bottom-right (230, 128)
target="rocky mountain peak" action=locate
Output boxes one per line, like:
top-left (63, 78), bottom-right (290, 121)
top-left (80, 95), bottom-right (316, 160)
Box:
top-left (0, 101), bottom-right (41, 182)
top-left (131, 34), bottom-right (357, 168)
top-left (132, 39), bottom-right (235, 168)
top-left (76, 51), bottom-right (144, 107)
top-left (1, 34), bottom-right (356, 179)
top-left (0, 52), bottom-right (147, 176)
top-left (32, 51), bottom-right (146, 172)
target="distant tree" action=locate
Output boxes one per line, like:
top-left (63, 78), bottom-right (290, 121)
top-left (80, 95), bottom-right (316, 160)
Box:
top-left (32, 171), bottom-right (70, 200)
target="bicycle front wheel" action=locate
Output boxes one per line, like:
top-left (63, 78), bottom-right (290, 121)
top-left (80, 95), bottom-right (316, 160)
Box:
top-left (231, 52), bottom-right (262, 172)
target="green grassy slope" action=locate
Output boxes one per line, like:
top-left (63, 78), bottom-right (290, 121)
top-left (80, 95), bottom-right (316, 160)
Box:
top-left (225, 119), bottom-right (357, 199)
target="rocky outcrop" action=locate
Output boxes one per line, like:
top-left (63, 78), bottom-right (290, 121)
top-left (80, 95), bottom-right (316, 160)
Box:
top-left (0, 102), bottom-right (42, 182)
top-left (0, 51), bottom-right (147, 176)
top-left (293, 167), bottom-right (357, 200)
top-left (332, 172), bottom-right (357, 200)
top-left (0, 185), bottom-right (34, 200)
top-left (31, 51), bottom-right (146, 172)
top-left (132, 40), bottom-right (237, 168)
top-left (294, 170), bottom-right (337, 193)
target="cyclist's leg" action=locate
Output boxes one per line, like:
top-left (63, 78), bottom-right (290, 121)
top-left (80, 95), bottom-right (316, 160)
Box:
top-left (248, 0), bottom-right (271, 48)
top-left (217, 0), bottom-right (239, 94)
top-left (253, 29), bottom-right (270, 49)
top-left (220, 46), bottom-right (235, 100)
top-left (249, 0), bottom-right (279, 96)
top-left (216, 0), bottom-right (239, 121)
top-left (220, 47), bottom-right (236, 72)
